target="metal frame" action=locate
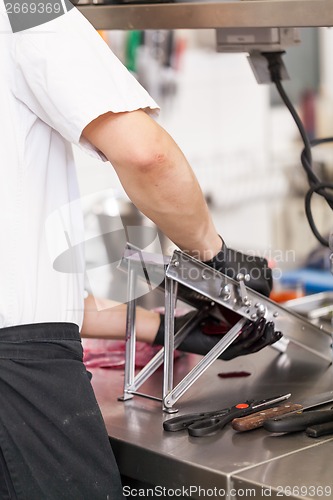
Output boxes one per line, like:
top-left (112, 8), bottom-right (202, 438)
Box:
top-left (119, 246), bottom-right (332, 412)
top-left (118, 248), bottom-right (226, 411)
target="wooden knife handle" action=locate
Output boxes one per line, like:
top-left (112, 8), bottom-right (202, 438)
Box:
top-left (231, 403), bottom-right (303, 431)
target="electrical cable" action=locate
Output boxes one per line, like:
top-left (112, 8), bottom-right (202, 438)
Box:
top-left (305, 183), bottom-right (333, 246)
top-left (262, 51), bottom-right (333, 247)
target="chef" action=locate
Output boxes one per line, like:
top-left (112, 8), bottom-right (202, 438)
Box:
top-left (0, 1), bottom-right (277, 498)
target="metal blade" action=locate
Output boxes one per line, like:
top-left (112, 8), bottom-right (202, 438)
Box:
top-left (252, 393), bottom-right (291, 410)
top-left (298, 390), bottom-right (333, 411)
top-left (275, 390), bottom-right (333, 421)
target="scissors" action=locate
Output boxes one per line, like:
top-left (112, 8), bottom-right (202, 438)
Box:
top-left (163, 393), bottom-right (291, 437)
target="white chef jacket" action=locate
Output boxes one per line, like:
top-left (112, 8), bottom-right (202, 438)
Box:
top-left (0, 2), bottom-right (158, 329)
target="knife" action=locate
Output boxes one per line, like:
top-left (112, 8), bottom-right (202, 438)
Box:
top-left (306, 420), bottom-right (333, 438)
top-left (263, 409), bottom-right (333, 433)
top-left (231, 390), bottom-right (333, 432)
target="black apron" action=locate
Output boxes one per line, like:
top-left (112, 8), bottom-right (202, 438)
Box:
top-left (0, 322), bottom-right (124, 500)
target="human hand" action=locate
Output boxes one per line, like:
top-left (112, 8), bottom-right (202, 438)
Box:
top-left (200, 315), bottom-right (282, 360)
top-left (153, 312), bottom-right (282, 361)
top-left (203, 241), bottom-right (273, 297)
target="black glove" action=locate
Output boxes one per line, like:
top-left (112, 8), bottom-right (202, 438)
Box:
top-left (153, 311), bottom-right (283, 361)
top-left (203, 240), bottom-right (273, 297)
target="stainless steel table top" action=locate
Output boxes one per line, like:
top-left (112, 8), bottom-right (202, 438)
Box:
top-left (91, 342), bottom-right (333, 499)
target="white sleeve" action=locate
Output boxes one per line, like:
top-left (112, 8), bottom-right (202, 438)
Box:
top-left (12, 7), bottom-right (159, 158)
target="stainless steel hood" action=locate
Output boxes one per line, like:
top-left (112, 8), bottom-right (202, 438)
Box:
top-left (77, 0), bottom-right (333, 31)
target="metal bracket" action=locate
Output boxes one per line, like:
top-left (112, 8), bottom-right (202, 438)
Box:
top-left (119, 246), bottom-right (332, 411)
top-left (216, 27), bottom-right (300, 55)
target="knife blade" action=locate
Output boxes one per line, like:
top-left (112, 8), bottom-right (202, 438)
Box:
top-left (232, 390), bottom-right (333, 432)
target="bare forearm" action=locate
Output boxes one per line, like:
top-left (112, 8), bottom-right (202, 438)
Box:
top-left (82, 110), bottom-right (221, 260)
top-left (81, 294), bottom-right (160, 344)
top-left (114, 142), bottom-right (219, 260)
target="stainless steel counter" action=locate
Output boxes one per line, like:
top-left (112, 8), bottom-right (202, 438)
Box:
top-left (91, 341), bottom-right (333, 499)
top-left (77, 0), bottom-right (333, 31)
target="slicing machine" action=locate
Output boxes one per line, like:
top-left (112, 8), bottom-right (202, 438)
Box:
top-left (119, 244), bottom-right (332, 413)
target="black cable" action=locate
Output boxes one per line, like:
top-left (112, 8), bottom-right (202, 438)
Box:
top-left (305, 183), bottom-right (333, 246)
top-left (301, 137), bottom-right (333, 205)
top-left (275, 79), bottom-right (333, 205)
top-left (275, 80), bottom-right (316, 184)
top-left (262, 51), bottom-right (333, 247)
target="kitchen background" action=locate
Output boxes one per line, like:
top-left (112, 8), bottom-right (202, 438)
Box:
top-left (74, 27), bottom-right (333, 302)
